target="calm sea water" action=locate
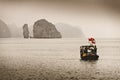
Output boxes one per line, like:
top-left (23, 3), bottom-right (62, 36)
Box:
top-left (0, 38), bottom-right (120, 80)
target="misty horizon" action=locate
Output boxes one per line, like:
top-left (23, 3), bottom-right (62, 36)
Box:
top-left (0, 0), bottom-right (120, 38)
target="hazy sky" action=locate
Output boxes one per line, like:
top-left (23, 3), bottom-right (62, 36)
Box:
top-left (0, 0), bottom-right (120, 38)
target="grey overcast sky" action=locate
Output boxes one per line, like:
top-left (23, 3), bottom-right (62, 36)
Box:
top-left (0, 0), bottom-right (120, 38)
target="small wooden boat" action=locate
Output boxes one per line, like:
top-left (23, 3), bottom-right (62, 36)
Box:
top-left (80, 45), bottom-right (99, 60)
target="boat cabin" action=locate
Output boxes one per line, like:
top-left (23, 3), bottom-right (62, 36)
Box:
top-left (80, 45), bottom-right (99, 60)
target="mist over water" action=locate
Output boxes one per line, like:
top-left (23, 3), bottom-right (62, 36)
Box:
top-left (0, 38), bottom-right (120, 80)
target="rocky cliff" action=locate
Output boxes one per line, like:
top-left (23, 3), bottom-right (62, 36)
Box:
top-left (0, 19), bottom-right (11, 38)
top-left (23, 24), bottom-right (29, 38)
top-left (33, 19), bottom-right (62, 38)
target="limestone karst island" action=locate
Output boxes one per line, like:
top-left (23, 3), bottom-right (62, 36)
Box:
top-left (23, 19), bottom-right (62, 38)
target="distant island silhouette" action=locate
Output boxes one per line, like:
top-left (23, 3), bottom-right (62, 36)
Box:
top-left (32, 19), bottom-right (62, 38)
top-left (0, 19), bottom-right (11, 38)
top-left (0, 19), bottom-right (85, 38)
top-left (55, 23), bottom-right (85, 38)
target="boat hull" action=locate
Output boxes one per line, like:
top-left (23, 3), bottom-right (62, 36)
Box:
top-left (81, 54), bottom-right (99, 60)
top-left (80, 45), bottom-right (99, 60)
